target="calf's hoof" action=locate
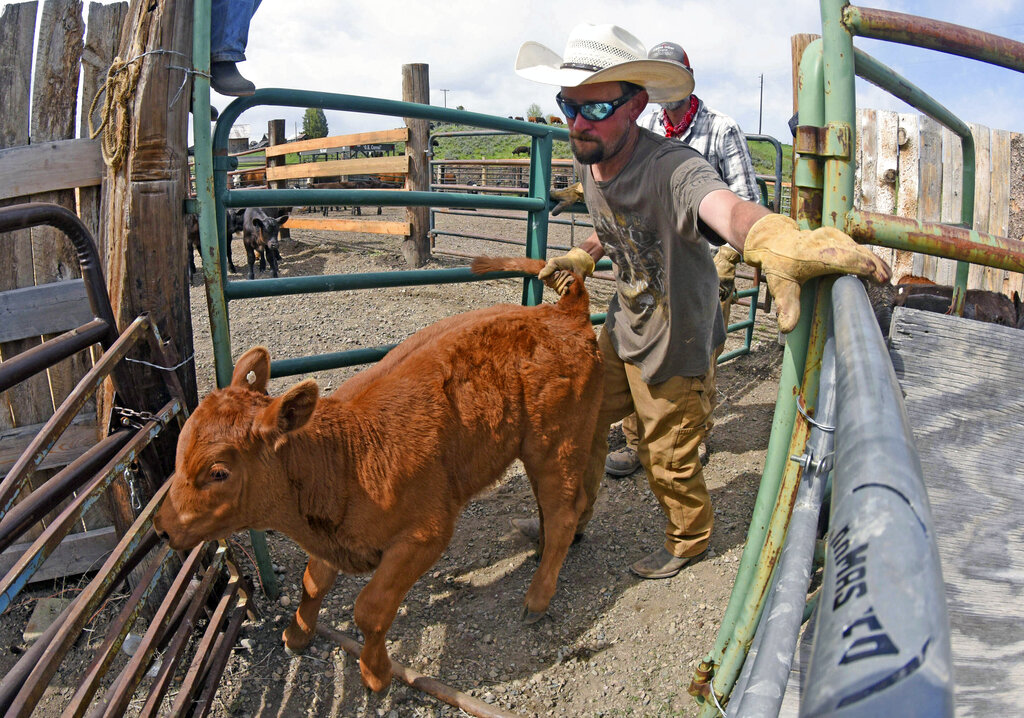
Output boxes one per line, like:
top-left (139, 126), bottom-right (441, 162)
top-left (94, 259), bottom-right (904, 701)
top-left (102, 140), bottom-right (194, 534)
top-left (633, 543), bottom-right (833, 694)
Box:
top-left (358, 657), bottom-right (392, 693)
top-left (282, 623), bottom-right (314, 653)
top-left (522, 605), bottom-right (549, 625)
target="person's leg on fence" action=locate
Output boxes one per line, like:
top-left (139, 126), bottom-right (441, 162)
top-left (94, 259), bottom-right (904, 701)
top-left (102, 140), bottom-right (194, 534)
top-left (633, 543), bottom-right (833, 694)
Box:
top-left (210, 0), bottom-right (262, 96)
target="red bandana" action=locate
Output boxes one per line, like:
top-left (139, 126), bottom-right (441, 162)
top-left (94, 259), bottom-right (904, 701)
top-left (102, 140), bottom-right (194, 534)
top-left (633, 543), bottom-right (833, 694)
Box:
top-left (662, 95), bottom-right (699, 138)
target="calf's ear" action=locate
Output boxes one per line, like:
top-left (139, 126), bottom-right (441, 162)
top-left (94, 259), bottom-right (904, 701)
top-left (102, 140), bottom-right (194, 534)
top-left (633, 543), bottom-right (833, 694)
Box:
top-left (262, 379), bottom-right (319, 435)
top-left (231, 347), bottom-right (271, 393)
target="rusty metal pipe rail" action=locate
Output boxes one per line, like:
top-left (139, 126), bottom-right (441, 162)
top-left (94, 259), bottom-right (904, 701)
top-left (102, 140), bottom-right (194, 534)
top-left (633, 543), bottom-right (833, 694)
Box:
top-left (0, 315), bottom-right (152, 515)
top-left (0, 428), bottom-right (133, 552)
top-left (317, 625), bottom-right (525, 718)
top-left (0, 318), bottom-right (111, 395)
top-left (0, 203), bottom-right (119, 348)
top-left (0, 397), bottom-right (182, 613)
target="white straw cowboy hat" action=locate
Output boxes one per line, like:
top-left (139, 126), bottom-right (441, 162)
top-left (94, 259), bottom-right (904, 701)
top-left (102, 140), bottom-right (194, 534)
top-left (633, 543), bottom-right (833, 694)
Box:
top-left (514, 23), bottom-right (694, 103)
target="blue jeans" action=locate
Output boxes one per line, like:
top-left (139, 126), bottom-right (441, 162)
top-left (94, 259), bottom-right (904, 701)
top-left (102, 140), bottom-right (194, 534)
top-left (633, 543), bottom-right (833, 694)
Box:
top-left (211, 0), bottom-right (262, 63)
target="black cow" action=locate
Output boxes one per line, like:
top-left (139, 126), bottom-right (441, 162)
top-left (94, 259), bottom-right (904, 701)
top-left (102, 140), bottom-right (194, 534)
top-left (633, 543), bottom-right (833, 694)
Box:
top-left (242, 207), bottom-right (290, 280)
top-left (186, 208), bottom-right (244, 282)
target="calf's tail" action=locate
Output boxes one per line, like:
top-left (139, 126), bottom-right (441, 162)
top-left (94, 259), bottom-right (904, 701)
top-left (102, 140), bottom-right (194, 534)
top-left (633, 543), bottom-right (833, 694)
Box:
top-left (470, 255), bottom-right (590, 318)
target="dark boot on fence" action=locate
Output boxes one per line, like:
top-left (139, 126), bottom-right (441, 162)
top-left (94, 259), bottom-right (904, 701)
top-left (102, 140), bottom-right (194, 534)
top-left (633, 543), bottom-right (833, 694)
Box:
top-left (211, 61), bottom-right (255, 97)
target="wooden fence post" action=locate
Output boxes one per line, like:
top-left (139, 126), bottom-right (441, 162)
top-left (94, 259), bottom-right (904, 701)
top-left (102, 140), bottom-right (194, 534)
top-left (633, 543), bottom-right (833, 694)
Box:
top-left (402, 62), bottom-right (430, 267)
top-left (100, 0), bottom-right (197, 512)
top-left (268, 118), bottom-right (288, 237)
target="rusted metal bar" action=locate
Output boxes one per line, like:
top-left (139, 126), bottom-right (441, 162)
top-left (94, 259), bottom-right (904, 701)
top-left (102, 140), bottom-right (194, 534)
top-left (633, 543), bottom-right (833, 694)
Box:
top-left (61, 546), bottom-right (172, 718)
top-left (167, 571), bottom-right (241, 716)
top-left (844, 5), bottom-right (1024, 74)
top-left (316, 624), bottom-right (526, 718)
top-left (0, 203), bottom-right (119, 349)
top-left (136, 546), bottom-right (230, 717)
top-left (0, 429), bottom-right (133, 552)
top-left (98, 545), bottom-right (226, 718)
top-left (0, 398), bottom-right (181, 610)
top-left (845, 208), bottom-right (1024, 273)
top-left (0, 525), bottom-right (163, 716)
top-left (190, 599), bottom-right (250, 718)
top-left (0, 318), bottom-right (111, 394)
top-left (0, 314), bottom-right (152, 515)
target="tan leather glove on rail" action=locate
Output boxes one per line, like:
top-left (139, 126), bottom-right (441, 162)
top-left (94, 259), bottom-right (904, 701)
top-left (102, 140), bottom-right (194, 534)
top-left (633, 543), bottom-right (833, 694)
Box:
top-left (538, 247), bottom-right (595, 295)
top-left (549, 182), bottom-right (584, 216)
top-left (743, 214), bottom-right (891, 333)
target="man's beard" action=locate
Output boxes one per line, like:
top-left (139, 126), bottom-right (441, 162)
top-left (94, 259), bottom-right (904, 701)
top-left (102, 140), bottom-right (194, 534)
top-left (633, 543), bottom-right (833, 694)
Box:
top-left (661, 100), bottom-right (687, 111)
top-left (569, 131), bottom-right (606, 164)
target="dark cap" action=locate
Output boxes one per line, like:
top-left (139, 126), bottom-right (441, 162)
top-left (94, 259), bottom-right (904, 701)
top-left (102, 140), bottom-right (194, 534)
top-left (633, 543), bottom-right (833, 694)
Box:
top-left (648, 41), bottom-right (691, 72)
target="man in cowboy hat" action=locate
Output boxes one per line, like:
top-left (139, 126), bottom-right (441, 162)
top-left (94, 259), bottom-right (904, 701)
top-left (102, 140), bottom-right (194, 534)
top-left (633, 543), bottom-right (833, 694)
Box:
top-left (607, 40), bottom-right (763, 477)
top-left (511, 23), bottom-right (889, 579)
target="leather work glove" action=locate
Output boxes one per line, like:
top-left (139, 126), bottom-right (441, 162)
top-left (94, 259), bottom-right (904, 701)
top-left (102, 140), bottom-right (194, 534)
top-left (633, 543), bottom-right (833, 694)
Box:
top-left (713, 245), bottom-right (742, 302)
top-left (714, 245), bottom-right (742, 326)
top-left (537, 247), bottom-right (595, 295)
top-left (744, 214), bottom-right (891, 333)
top-left (549, 182), bottom-right (584, 216)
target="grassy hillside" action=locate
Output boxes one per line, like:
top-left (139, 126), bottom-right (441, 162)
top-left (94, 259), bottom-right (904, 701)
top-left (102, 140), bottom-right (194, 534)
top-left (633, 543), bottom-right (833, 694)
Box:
top-left (431, 121), bottom-right (792, 180)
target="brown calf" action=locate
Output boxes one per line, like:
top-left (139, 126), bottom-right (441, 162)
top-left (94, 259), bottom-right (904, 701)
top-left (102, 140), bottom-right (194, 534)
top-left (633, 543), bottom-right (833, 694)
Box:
top-left (153, 257), bottom-right (602, 692)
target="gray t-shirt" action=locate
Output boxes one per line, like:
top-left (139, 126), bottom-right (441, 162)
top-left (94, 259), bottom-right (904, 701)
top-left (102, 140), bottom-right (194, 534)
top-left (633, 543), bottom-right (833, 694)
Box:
top-left (580, 129), bottom-right (728, 383)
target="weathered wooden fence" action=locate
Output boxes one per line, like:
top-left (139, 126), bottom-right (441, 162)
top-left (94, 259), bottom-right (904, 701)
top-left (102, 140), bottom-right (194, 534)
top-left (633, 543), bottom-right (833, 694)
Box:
top-left (856, 109), bottom-right (1024, 295)
top-left (0, 0), bottom-right (128, 569)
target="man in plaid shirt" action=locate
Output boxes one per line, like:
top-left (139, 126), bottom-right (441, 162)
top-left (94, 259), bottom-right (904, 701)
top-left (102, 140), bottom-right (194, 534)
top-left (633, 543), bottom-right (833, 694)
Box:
top-left (607, 41), bottom-right (761, 478)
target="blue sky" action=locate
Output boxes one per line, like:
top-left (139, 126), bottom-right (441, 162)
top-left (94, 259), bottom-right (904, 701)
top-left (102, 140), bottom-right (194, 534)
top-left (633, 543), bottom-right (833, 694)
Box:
top-left (5, 0), bottom-right (1024, 145)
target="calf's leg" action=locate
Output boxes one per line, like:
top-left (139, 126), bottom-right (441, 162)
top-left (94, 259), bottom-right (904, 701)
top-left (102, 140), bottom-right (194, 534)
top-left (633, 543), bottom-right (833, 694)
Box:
top-left (353, 535), bottom-right (449, 691)
top-left (282, 556), bottom-right (338, 652)
top-left (522, 467), bottom-right (586, 623)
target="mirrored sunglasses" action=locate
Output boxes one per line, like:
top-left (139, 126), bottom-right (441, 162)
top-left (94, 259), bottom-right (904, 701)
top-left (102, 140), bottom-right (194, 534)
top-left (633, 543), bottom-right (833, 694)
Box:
top-left (555, 88), bottom-right (640, 122)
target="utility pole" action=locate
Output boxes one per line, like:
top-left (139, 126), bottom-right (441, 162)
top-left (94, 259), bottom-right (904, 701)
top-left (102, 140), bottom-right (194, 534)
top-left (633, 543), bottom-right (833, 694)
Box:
top-left (758, 73), bottom-right (764, 134)
top-left (440, 88), bottom-right (449, 108)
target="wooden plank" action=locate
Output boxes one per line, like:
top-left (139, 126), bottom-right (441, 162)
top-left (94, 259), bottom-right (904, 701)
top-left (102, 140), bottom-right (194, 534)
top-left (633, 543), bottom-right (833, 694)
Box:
top-left (264, 128), bottom-right (409, 158)
top-left (403, 63), bottom-right (430, 267)
top-left (889, 307), bottom-right (1024, 717)
top-left (894, 113), bottom-right (919, 281)
top-left (986, 129), bottom-right (1011, 293)
top-left (282, 217), bottom-right (411, 235)
top-left (0, 526), bottom-right (117, 583)
top-left (1009, 131), bottom-right (1024, 297)
top-left (0, 138), bottom-right (104, 201)
top-left (915, 116), bottom-right (943, 279)
top-left (0, 279), bottom-right (91, 342)
top-left (938, 127), bottom-right (963, 285)
top-left (874, 110), bottom-right (899, 270)
top-left (265, 154), bottom-right (409, 181)
top-left (79, 0), bottom-right (128, 262)
top-left (0, 413), bottom-right (98, 473)
top-left (0, 1), bottom-right (46, 431)
top-left (968, 123), bottom-right (991, 290)
top-left (31, 0), bottom-right (87, 414)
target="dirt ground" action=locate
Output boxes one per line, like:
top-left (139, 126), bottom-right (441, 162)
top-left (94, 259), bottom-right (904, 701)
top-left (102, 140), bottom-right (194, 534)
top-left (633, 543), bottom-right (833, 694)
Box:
top-left (2, 206), bottom-right (784, 717)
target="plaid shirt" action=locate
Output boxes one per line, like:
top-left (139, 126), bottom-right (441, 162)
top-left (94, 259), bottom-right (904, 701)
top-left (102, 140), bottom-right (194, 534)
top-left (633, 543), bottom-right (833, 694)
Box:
top-left (642, 99), bottom-right (760, 203)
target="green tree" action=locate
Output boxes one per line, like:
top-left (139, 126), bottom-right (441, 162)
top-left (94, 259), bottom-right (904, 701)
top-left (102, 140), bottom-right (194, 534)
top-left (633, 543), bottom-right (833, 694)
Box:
top-left (526, 103), bottom-right (543, 119)
top-left (302, 107), bottom-right (329, 138)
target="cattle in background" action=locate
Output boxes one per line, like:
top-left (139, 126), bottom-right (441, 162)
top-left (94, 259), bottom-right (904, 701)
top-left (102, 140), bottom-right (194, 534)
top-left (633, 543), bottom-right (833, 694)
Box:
top-left (307, 179), bottom-right (384, 216)
top-left (241, 207), bottom-right (289, 279)
top-left (512, 145), bottom-right (530, 157)
top-left (867, 275), bottom-right (1023, 337)
top-left (185, 208), bottom-right (244, 282)
top-left (153, 256), bottom-right (602, 693)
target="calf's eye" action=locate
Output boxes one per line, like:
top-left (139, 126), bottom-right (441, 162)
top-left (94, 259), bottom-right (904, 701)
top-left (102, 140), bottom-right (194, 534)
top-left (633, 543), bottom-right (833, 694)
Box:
top-left (209, 465), bottom-right (230, 482)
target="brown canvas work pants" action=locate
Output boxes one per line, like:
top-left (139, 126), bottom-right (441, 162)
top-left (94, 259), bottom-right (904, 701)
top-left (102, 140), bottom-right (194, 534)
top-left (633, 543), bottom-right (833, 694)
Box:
top-left (579, 329), bottom-right (715, 558)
